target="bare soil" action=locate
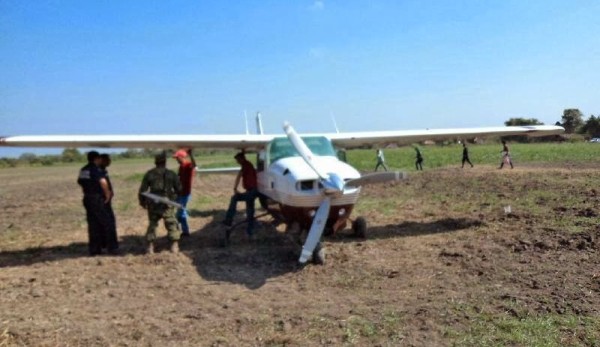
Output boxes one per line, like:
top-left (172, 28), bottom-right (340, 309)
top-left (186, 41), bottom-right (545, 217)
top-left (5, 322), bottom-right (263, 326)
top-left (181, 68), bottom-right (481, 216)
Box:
top-left (0, 162), bottom-right (599, 346)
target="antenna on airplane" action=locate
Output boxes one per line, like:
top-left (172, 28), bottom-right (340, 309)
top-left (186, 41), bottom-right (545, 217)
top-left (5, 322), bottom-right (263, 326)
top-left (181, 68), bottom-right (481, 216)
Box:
top-left (256, 112), bottom-right (264, 135)
top-left (331, 112), bottom-right (340, 133)
top-left (244, 110), bottom-right (249, 135)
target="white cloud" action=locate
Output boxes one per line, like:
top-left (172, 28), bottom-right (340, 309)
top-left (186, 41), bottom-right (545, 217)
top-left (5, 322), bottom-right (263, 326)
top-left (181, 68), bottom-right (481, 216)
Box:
top-left (309, 1), bottom-right (324, 11)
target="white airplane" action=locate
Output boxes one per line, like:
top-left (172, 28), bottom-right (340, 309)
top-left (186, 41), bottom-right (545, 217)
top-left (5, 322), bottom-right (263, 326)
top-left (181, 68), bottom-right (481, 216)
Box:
top-left (0, 121), bottom-right (564, 264)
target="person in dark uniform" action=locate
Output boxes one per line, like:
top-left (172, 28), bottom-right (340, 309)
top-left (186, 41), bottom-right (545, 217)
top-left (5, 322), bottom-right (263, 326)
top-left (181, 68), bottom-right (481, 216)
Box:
top-left (139, 152), bottom-right (182, 254)
top-left (99, 153), bottom-right (119, 253)
top-left (223, 152), bottom-right (258, 239)
top-left (414, 146), bottom-right (423, 171)
top-left (461, 142), bottom-right (474, 168)
top-left (77, 151), bottom-right (112, 256)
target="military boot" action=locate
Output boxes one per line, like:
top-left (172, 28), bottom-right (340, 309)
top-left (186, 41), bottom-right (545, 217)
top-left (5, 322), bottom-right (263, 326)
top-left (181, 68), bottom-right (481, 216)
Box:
top-left (170, 241), bottom-right (179, 254)
top-left (146, 241), bottom-right (155, 255)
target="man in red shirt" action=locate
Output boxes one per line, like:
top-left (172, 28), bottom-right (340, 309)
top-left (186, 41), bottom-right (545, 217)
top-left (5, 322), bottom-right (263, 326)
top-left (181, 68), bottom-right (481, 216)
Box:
top-left (173, 149), bottom-right (196, 236)
top-left (223, 152), bottom-right (258, 238)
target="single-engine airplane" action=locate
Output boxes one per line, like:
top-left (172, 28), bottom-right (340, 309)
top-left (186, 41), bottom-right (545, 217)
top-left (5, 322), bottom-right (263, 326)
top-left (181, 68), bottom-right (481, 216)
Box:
top-left (0, 120), bottom-right (564, 264)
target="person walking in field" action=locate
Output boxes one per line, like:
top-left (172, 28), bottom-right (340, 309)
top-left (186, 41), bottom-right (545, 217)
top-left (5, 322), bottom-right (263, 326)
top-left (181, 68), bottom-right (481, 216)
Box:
top-left (461, 142), bottom-right (474, 168)
top-left (99, 153), bottom-right (119, 253)
top-left (172, 148), bottom-right (196, 237)
top-left (77, 151), bottom-right (112, 256)
top-left (139, 152), bottom-right (182, 254)
top-left (374, 149), bottom-right (388, 171)
top-left (498, 140), bottom-right (514, 169)
top-left (414, 146), bottom-right (423, 171)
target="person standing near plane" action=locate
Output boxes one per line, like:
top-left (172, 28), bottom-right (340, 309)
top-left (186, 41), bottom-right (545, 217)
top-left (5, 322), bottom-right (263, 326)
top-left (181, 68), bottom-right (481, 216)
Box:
top-left (374, 149), bottom-right (388, 171)
top-left (414, 146), bottom-right (423, 170)
top-left (99, 153), bottom-right (119, 253)
top-left (461, 142), bottom-right (474, 168)
top-left (173, 149), bottom-right (196, 237)
top-left (139, 152), bottom-right (182, 254)
top-left (498, 140), bottom-right (514, 169)
top-left (77, 151), bottom-right (112, 256)
top-left (223, 152), bottom-right (258, 239)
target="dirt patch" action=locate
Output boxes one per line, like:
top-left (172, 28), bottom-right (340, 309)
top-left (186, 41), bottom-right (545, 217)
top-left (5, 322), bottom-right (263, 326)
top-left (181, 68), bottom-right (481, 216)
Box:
top-left (1, 162), bottom-right (599, 346)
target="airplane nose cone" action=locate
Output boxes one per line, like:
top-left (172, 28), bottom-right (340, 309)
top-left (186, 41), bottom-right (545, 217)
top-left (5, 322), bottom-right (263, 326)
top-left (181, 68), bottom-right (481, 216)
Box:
top-left (322, 172), bottom-right (345, 195)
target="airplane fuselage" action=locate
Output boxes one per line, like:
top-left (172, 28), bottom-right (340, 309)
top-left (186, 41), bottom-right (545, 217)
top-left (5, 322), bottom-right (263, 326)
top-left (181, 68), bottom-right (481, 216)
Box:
top-left (256, 136), bottom-right (361, 231)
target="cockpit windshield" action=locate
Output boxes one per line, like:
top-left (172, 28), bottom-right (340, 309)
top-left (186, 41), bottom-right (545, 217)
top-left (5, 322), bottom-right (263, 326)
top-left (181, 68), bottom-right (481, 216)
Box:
top-left (269, 136), bottom-right (336, 163)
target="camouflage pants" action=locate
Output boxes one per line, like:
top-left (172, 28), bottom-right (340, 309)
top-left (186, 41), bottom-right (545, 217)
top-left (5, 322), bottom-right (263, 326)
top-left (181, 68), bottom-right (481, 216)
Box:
top-left (146, 205), bottom-right (180, 242)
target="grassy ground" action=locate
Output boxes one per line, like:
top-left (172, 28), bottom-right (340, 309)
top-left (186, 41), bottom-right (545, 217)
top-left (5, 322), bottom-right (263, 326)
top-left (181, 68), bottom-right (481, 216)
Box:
top-left (346, 142), bottom-right (600, 171)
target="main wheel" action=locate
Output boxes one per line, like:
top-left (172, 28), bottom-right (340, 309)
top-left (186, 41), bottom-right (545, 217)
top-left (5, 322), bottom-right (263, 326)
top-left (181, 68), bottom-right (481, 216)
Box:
top-left (323, 225), bottom-right (334, 236)
top-left (352, 217), bottom-right (367, 238)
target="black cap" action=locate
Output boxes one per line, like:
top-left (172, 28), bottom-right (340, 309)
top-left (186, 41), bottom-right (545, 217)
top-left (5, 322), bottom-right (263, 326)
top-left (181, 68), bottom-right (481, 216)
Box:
top-left (87, 151), bottom-right (100, 162)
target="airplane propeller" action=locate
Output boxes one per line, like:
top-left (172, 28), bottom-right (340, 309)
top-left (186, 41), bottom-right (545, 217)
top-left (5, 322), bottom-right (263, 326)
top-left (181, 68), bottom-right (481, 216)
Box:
top-left (283, 122), bottom-right (407, 264)
top-left (345, 171), bottom-right (408, 187)
top-left (298, 196), bottom-right (330, 263)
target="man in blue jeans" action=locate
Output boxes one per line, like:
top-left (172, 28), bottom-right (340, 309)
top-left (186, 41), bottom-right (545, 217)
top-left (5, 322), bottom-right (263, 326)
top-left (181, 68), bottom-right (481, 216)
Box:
top-left (173, 149), bottom-right (196, 236)
top-left (223, 152), bottom-right (258, 239)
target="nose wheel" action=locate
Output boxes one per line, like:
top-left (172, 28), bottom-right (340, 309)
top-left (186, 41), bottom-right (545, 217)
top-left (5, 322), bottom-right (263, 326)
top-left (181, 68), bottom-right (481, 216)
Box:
top-left (312, 242), bottom-right (325, 265)
top-left (352, 216), bottom-right (367, 238)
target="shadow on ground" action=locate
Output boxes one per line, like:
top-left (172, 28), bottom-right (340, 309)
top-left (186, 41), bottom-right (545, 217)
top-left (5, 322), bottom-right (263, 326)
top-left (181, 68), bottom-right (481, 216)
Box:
top-left (0, 215), bottom-right (482, 289)
top-left (328, 217), bottom-right (485, 243)
top-left (0, 234), bottom-right (148, 268)
top-left (183, 212), bottom-right (302, 290)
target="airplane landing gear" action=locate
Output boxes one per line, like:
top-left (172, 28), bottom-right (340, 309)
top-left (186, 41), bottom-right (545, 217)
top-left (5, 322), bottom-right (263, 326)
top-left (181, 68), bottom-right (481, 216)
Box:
top-left (313, 242), bottom-right (325, 265)
top-left (352, 216), bottom-right (367, 238)
top-left (287, 222), bottom-right (326, 265)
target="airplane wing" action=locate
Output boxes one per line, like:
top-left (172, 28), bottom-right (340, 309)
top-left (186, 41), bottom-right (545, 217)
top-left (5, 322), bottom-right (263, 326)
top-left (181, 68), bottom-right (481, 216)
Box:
top-left (0, 125), bottom-right (564, 150)
top-left (0, 134), bottom-right (275, 150)
top-left (324, 125), bottom-right (564, 149)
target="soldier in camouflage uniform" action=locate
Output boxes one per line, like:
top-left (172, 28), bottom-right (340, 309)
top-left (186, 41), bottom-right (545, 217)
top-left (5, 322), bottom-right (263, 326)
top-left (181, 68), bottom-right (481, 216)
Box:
top-left (138, 152), bottom-right (182, 254)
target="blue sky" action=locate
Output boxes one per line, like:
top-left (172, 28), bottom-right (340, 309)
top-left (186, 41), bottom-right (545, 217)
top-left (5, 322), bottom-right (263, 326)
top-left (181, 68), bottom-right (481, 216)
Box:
top-left (1, 0), bottom-right (599, 156)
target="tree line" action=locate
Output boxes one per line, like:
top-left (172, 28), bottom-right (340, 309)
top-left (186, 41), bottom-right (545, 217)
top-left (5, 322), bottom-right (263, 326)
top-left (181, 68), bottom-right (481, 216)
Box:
top-left (505, 108), bottom-right (599, 138)
top-left (0, 148), bottom-right (233, 168)
top-left (0, 148), bottom-right (160, 168)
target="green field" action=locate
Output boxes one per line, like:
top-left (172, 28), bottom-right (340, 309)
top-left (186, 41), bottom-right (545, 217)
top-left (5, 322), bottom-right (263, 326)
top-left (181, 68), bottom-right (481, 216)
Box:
top-left (2, 142), bottom-right (598, 172)
top-left (120, 142), bottom-right (600, 171)
top-left (346, 142), bottom-right (600, 171)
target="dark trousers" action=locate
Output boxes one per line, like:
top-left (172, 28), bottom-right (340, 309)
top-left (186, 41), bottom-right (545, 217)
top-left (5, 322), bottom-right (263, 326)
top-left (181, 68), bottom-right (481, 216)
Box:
top-left (462, 156), bottom-right (473, 168)
top-left (104, 202), bottom-right (119, 251)
top-left (416, 159), bottom-right (423, 170)
top-left (375, 161), bottom-right (388, 171)
top-left (83, 195), bottom-right (112, 255)
top-left (225, 188), bottom-right (258, 235)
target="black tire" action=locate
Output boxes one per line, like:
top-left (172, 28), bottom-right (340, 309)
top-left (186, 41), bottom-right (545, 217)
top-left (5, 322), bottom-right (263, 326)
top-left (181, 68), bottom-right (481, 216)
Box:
top-left (352, 217), bottom-right (367, 238)
top-left (313, 243), bottom-right (325, 265)
top-left (323, 226), bottom-right (334, 236)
